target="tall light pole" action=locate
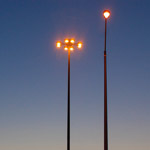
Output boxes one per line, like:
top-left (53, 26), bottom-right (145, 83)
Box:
top-left (103, 10), bottom-right (110, 150)
top-left (56, 39), bottom-right (83, 150)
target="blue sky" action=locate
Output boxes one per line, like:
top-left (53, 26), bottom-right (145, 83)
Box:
top-left (0, 0), bottom-right (150, 150)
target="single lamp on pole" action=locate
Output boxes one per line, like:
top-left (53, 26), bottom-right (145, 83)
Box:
top-left (103, 9), bottom-right (110, 150)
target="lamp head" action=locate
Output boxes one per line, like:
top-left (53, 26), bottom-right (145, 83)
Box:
top-left (70, 39), bottom-right (75, 44)
top-left (64, 46), bottom-right (68, 51)
top-left (64, 39), bottom-right (69, 44)
top-left (103, 10), bottom-right (110, 19)
top-left (77, 42), bottom-right (82, 49)
top-left (70, 46), bottom-right (74, 51)
top-left (56, 41), bottom-right (61, 48)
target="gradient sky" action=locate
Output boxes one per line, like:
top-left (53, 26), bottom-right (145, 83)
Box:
top-left (0, 0), bottom-right (150, 150)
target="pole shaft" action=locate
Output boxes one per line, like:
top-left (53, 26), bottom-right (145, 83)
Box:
top-left (104, 18), bottom-right (108, 150)
top-left (67, 50), bottom-right (70, 150)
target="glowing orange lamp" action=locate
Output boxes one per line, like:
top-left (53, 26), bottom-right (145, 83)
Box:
top-left (70, 39), bottom-right (75, 44)
top-left (77, 42), bottom-right (82, 49)
top-left (65, 39), bottom-right (69, 43)
top-left (56, 41), bottom-right (61, 48)
top-left (64, 46), bottom-right (68, 51)
top-left (103, 10), bottom-right (110, 19)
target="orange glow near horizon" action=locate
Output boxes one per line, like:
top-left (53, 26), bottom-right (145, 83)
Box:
top-left (103, 10), bottom-right (110, 19)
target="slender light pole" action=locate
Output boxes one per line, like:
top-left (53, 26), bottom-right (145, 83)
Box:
top-left (103, 10), bottom-right (110, 150)
top-left (67, 47), bottom-right (70, 150)
top-left (56, 39), bottom-right (83, 150)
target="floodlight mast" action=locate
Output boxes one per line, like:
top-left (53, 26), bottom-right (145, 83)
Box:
top-left (56, 38), bottom-right (82, 150)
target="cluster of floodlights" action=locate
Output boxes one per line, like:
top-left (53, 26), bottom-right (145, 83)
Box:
top-left (56, 39), bottom-right (82, 51)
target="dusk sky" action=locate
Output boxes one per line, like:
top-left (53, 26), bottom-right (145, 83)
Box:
top-left (0, 0), bottom-right (150, 150)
